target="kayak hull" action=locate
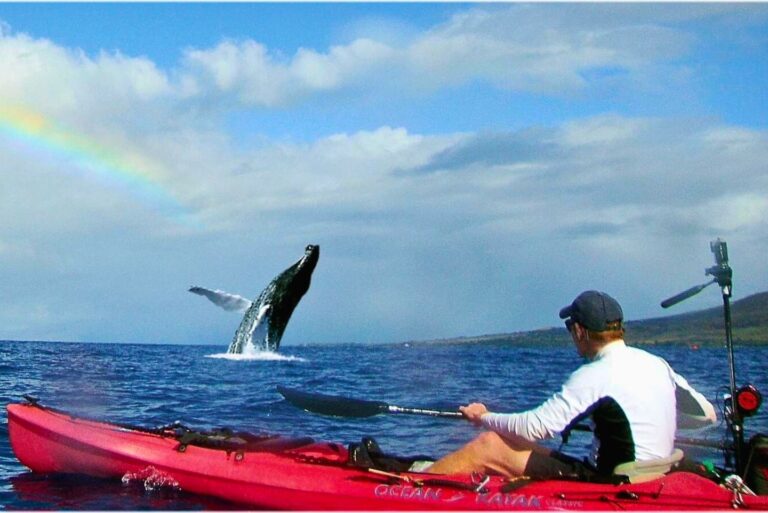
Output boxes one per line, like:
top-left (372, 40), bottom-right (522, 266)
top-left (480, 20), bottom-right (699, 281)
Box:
top-left (7, 403), bottom-right (768, 510)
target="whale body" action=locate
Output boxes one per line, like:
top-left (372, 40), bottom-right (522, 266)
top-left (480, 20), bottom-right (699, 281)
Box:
top-left (190, 245), bottom-right (319, 353)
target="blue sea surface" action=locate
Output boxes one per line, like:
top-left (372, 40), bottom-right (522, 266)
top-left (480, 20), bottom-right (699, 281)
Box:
top-left (1, 339), bottom-right (767, 510)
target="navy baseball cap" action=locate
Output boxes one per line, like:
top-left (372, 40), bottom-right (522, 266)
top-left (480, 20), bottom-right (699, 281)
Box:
top-left (559, 290), bottom-right (623, 332)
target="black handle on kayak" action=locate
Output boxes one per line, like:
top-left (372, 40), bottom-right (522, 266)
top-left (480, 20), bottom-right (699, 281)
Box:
top-left (277, 386), bottom-right (462, 418)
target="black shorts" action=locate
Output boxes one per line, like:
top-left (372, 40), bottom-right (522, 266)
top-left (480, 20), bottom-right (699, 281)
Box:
top-left (524, 451), bottom-right (597, 480)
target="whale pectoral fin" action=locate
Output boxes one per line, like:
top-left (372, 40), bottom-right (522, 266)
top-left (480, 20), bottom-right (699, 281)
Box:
top-left (189, 286), bottom-right (253, 313)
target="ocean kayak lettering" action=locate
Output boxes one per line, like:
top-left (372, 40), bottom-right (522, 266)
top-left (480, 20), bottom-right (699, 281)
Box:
top-left (373, 484), bottom-right (442, 501)
top-left (476, 492), bottom-right (543, 509)
top-left (475, 492), bottom-right (584, 510)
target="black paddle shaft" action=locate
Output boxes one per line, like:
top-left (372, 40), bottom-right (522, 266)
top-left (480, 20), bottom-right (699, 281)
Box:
top-left (277, 387), bottom-right (722, 451)
top-left (277, 386), bottom-right (462, 418)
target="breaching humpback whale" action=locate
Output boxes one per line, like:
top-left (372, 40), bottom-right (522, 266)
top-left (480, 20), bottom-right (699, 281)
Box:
top-left (190, 245), bottom-right (319, 353)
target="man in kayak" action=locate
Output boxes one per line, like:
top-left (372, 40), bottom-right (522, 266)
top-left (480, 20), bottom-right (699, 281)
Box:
top-left (426, 290), bottom-right (717, 479)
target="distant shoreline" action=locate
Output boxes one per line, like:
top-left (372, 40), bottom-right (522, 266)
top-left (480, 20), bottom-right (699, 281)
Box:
top-left (3, 291), bottom-right (766, 347)
top-left (397, 329), bottom-right (768, 348)
top-left (399, 290), bottom-right (768, 348)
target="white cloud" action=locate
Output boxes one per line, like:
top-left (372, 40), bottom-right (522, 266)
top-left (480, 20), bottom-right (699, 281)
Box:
top-left (3, 107), bottom-right (767, 342)
top-left (2, 4), bottom-right (762, 115)
top-left (401, 5), bottom-right (698, 95)
top-left (186, 126), bottom-right (452, 231)
top-left (0, 4), bottom-right (766, 344)
top-left (179, 37), bottom-right (395, 107)
top-left (695, 194), bottom-right (768, 232)
top-left (561, 115), bottom-right (649, 146)
top-left (292, 38), bottom-right (395, 89)
top-left (180, 40), bottom-right (290, 106)
top-left (0, 32), bottom-right (171, 125)
top-left (166, 3), bottom-right (763, 105)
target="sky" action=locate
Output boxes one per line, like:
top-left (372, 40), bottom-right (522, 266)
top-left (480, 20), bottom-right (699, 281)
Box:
top-left (0, 3), bottom-right (767, 347)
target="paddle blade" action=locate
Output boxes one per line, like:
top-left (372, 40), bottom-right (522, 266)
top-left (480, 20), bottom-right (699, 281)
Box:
top-left (277, 386), bottom-right (388, 418)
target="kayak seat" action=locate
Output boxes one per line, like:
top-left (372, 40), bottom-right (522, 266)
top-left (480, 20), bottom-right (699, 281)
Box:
top-left (613, 448), bottom-right (684, 483)
top-left (347, 436), bottom-right (433, 473)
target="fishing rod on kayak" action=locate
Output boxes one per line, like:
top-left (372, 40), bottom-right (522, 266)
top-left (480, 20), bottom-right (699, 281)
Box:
top-left (661, 238), bottom-right (762, 475)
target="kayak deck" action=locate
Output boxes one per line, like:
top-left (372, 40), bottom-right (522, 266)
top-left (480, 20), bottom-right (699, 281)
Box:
top-left (7, 402), bottom-right (768, 510)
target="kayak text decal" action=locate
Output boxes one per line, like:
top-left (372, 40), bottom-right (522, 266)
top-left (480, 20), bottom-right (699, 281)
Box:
top-left (476, 492), bottom-right (584, 509)
top-left (476, 492), bottom-right (543, 508)
top-left (373, 484), bottom-right (584, 509)
top-left (374, 484), bottom-right (442, 502)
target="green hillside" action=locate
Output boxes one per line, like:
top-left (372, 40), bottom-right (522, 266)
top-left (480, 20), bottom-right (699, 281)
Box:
top-left (407, 291), bottom-right (768, 347)
top-left (625, 291), bottom-right (768, 345)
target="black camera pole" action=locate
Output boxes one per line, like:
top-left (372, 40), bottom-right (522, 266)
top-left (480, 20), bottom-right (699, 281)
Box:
top-left (660, 238), bottom-right (742, 473)
top-left (706, 240), bottom-right (743, 474)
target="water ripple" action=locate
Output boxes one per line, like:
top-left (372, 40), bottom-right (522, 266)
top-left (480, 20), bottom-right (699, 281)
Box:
top-left (1, 340), bottom-right (766, 509)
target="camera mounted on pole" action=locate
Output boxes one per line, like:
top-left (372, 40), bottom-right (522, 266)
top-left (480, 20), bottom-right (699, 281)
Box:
top-left (660, 238), bottom-right (762, 476)
top-left (706, 238), bottom-right (732, 295)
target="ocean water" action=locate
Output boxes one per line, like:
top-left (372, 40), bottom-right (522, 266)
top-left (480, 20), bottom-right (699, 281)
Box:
top-left (1, 339), bottom-right (766, 510)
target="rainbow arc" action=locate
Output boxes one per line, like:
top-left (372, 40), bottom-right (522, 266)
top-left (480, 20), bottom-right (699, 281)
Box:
top-left (0, 104), bottom-right (197, 227)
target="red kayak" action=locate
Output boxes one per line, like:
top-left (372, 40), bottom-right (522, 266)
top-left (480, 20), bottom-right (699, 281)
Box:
top-left (8, 401), bottom-right (768, 510)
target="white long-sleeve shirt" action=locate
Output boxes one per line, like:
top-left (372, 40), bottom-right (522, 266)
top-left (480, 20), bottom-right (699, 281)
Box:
top-left (481, 340), bottom-right (716, 473)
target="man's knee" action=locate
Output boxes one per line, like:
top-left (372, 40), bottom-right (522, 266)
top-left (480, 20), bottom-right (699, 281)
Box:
top-left (469, 431), bottom-right (534, 477)
top-left (472, 430), bottom-right (530, 451)
top-left (472, 430), bottom-right (506, 451)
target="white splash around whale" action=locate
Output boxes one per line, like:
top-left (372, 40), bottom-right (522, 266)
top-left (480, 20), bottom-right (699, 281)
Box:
top-left (205, 348), bottom-right (306, 362)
